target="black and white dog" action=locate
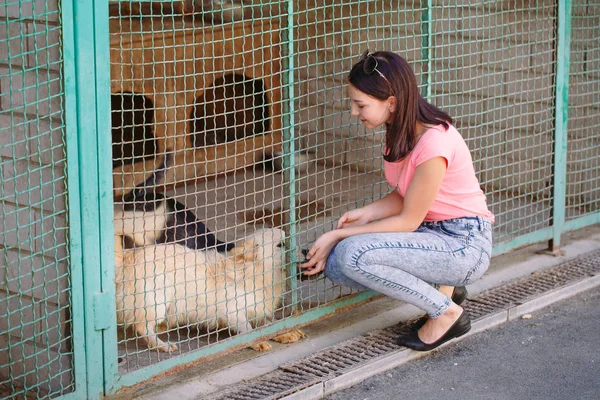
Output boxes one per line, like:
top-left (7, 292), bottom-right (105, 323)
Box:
top-left (114, 152), bottom-right (234, 253)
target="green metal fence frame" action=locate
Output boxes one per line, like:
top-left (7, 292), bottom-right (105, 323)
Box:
top-left (61, 0), bottom-right (116, 397)
top-left (55, 0), bottom-right (600, 397)
top-left (551, 0), bottom-right (572, 251)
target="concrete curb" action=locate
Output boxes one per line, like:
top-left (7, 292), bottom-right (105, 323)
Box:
top-left (280, 273), bottom-right (600, 400)
top-left (507, 273), bottom-right (600, 321)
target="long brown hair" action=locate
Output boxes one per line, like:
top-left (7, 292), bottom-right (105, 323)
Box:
top-left (348, 51), bottom-right (452, 163)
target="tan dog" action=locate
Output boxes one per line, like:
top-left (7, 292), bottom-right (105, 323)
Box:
top-left (114, 228), bottom-right (305, 352)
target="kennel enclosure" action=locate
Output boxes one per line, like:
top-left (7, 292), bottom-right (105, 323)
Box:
top-left (110, 17), bottom-right (284, 198)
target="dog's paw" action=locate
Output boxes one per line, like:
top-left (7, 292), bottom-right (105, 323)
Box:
top-left (271, 329), bottom-right (306, 344)
top-left (249, 341), bottom-right (272, 352)
top-left (156, 342), bottom-right (178, 353)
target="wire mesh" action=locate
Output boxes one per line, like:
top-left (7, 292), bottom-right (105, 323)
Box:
top-left (108, 0), bottom-right (416, 373)
top-left (0, 0), bottom-right (75, 398)
top-left (1, 0), bottom-right (599, 397)
top-left (566, 0), bottom-right (600, 220)
top-left (293, 1), bottom-right (419, 308)
top-left (105, 0), bottom-right (600, 377)
top-left (429, 1), bottom-right (557, 244)
top-left (109, 0), bottom-right (295, 373)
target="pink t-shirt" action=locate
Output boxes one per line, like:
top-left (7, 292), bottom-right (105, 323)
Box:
top-left (383, 124), bottom-right (494, 223)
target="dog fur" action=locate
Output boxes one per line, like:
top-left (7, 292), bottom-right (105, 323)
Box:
top-left (114, 228), bottom-right (305, 352)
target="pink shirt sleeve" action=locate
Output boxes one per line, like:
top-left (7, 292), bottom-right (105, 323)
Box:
top-left (411, 131), bottom-right (455, 169)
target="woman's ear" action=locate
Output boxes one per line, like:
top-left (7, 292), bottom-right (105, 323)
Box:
top-left (388, 96), bottom-right (397, 113)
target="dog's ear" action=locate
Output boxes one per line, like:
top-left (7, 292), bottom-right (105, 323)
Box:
top-left (229, 239), bottom-right (258, 264)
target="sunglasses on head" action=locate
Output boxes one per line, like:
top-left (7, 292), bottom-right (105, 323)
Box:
top-left (361, 50), bottom-right (392, 87)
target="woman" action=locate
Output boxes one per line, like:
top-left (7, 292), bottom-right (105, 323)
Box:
top-left (301, 51), bottom-right (494, 351)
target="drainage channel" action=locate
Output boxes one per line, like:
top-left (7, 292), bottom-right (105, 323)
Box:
top-left (206, 249), bottom-right (600, 400)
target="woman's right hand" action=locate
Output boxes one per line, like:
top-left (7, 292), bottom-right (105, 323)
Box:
top-left (336, 208), bottom-right (371, 229)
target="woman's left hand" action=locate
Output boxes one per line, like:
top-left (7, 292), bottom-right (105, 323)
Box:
top-left (300, 231), bottom-right (342, 276)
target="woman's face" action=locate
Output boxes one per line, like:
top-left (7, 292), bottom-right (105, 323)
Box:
top-left (348, 83), bottom-right (394, 129)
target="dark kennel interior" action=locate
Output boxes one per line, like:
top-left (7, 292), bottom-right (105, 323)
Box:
top-left (190, 73), bottom-right (270, 147)
top-left (111, 93), bottom-right (157, 168)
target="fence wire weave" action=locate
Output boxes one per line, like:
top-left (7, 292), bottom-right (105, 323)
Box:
top-left (566, 1), bottom-right (600, 219)
top-left (109, 0), bottom-right (294, 373)
top-left (0, 0), bottom-right (74, 398)
top-left (106, 0), bottom-right (599, 379)
top-left (1, 0), bottom-right (600, 398)
top-left (430, 1), bottom-right (558, 244)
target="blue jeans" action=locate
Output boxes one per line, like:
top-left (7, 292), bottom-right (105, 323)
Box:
top-left (325, 217), bottom-right (493, 318)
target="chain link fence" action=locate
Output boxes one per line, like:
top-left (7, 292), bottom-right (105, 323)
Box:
top-left (567, 1), bottom-right (600, 219)
top-left (1, 0), bottom-right (75, 398)
top-left (1, 0), bottom-right (599, 398)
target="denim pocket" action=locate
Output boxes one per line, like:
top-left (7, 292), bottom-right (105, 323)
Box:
top-left (439, 221), bottom-right (472, 238)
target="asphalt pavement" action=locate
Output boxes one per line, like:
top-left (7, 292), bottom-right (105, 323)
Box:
top-left (324, 287), bottom-right (600, 400)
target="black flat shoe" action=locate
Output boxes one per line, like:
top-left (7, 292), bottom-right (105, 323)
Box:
top-left (411, 286), bottom-right (468, 330)
top-left (451, 286), bottom-right (468, 305)
top-left (397, 310), bottom-right (471, 351)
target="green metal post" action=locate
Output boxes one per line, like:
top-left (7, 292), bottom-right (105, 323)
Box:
top-left (282, 0), bottom-right (298, 309)
top-left (550, 0), bottom-right (572, 252)
top-left (63, 0), bottom-right (116, 397)
top-left (60, 0), bottom-right (88, 397)
top-left (420, 0), bottom-right (433, 101)
top-left (94, 0), bottom-right (120, 395)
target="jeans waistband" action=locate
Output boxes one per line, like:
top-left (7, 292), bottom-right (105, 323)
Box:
top-left (423, 216), bottom-right (492, 232)
top-left (450, 216), bottom-right (491, 231)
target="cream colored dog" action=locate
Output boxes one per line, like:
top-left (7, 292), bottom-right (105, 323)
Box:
top-left (114, 228), bottom-right (305, 352)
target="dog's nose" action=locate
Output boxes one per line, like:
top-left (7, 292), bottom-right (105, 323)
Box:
top-left (296, 249), bottom-right (324, 281)
top-left (296, 263), bottom-right (324, 280)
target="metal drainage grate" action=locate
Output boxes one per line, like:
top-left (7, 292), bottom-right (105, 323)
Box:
top-left (279, 332), bottom-right (402, 379)
top-left (465, 248), bottom-right (600, 319)
top-left (207, 249), bottom-right (600, 400)
top-left (207, 370), bottom-right (320, 400)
